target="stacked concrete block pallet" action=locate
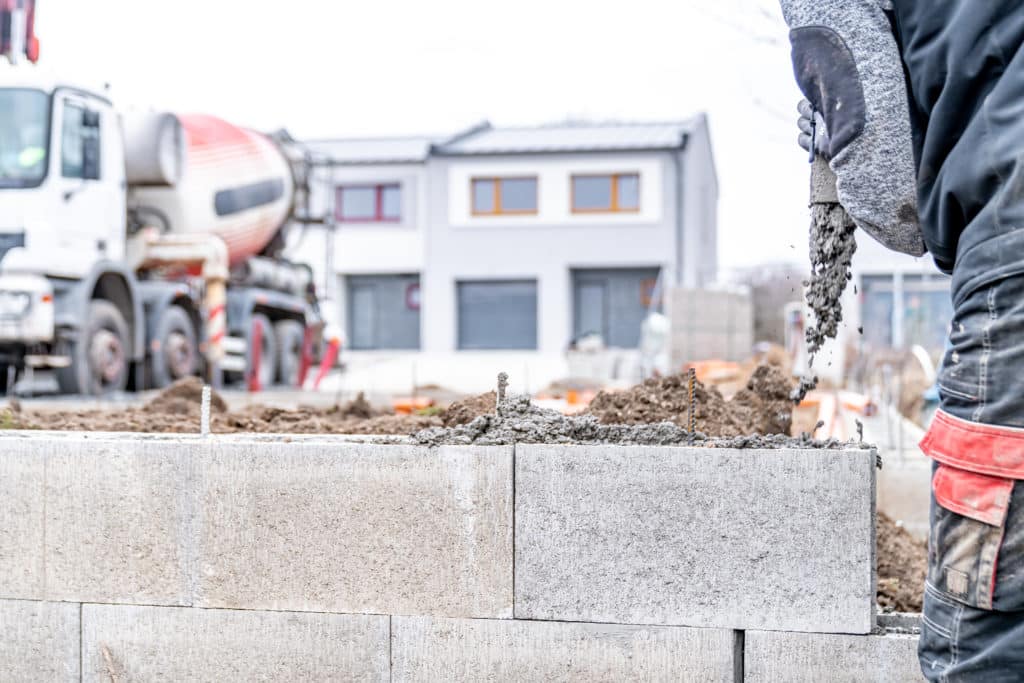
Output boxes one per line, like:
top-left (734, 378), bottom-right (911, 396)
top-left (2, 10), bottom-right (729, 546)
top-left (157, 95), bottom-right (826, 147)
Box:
top-left (0, 433), bottom-right (922, 681)
top-left (669, 286), bottom-right (754, 366)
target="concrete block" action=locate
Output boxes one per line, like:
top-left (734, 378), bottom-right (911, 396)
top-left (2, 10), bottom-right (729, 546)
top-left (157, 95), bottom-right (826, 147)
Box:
top-left (81, 604), bottom-right (389, 682)
top-left (44, 437), bottom-right (195, 605)
top-left (0, 599), bottom-right (80, 682)
top-left (392, 615), bottom-right (736, 682)
top-left (0, 443), bottom-right (45, 599)
top-left (515, 445), bottom-right (876, 633)
top-left (745, 628), bottom-right (924, 682)
top-left (195, 443), bottom-right (513, 618)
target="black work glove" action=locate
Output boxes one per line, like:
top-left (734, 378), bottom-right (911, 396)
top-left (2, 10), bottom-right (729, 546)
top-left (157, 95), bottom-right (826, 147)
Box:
top-left (797, 99), bottom-right (830, 160)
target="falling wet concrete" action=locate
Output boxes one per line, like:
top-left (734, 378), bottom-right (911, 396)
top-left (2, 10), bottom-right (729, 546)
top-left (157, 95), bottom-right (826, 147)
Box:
top-left (791, 200), bottom-right (858, 403)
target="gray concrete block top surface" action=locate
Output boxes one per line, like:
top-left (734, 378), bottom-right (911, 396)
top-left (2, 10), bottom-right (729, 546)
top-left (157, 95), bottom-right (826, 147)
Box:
top-left (392, 615), bottom-right (736, 682)
top-left (515, 445), bottom-right (876, 634)
top-left (195, 442), bottom-right (514, 619)
top-left (0, 599), bottom-right (80, 683)
top-left (81, 604), bottom-right (390, 682)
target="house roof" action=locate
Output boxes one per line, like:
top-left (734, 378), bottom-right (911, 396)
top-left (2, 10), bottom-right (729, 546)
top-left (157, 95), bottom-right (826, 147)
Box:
top-left (302, 115), bottom-right (706, 164)
top-left (301, 136), bottom-right (438, 165)
top-left (432, 118), bottom-right (701, 156)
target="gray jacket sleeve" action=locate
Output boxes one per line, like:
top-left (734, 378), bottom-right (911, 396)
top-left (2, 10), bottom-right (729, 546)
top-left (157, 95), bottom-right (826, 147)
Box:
top-left (779, 0), bottom-right (926, 257)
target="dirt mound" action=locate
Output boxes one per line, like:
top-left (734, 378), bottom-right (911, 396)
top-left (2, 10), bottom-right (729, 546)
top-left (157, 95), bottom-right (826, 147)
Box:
top-left (12, 387), bottom-right (440, 436)
top-left (877, 512), bottom-right (926, 613)
top-left (220, 405), bottom-right (440, 435)
top-left (443, 391), bottom-right (496, 427)
top-left (14, 406), bottom-right (441, 436)
top-left (147, 377), bottom-right (227, 413)
top-left (730, 365), bottom-right (796, 435)
top-left (585, 365), bottom-right (795, 438)
top-left (335, 392), bottom-right (379, 419)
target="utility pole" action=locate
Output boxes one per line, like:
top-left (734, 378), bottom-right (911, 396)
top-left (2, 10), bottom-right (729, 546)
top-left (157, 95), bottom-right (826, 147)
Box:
top-left (323, 164), bottom-right (337, 302)
top-left (7, 1), bottom-right (27, 64)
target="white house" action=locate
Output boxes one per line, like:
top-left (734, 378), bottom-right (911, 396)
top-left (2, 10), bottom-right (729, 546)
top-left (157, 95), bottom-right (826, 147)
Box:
top-left (290, 116), bottom-right (718, 364)
top-left (850, 235), bottom-right (951, 358)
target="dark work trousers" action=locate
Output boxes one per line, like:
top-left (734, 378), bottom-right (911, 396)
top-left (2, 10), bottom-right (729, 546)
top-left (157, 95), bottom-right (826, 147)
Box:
top-left (918, 275), bottom-right (1024, 681)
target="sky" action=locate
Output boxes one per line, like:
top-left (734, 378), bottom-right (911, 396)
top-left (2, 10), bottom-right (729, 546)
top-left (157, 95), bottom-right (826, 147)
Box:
top-left (34, 0), bottom-right (811, 273)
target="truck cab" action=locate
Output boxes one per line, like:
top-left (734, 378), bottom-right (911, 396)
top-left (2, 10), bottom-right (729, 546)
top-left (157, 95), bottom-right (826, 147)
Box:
top-left (0, 2), bottom-right (326, 396)
top-left (0, 66), bottom-right (142, 394)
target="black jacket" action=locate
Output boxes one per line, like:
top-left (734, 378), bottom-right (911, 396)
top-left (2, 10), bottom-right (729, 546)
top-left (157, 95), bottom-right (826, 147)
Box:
top-left (889, 2), bottom-right (1024, 298)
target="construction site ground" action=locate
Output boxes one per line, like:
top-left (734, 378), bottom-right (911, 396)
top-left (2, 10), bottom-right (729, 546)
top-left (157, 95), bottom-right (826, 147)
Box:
top-left (0, 368), bottom-right (928, 613)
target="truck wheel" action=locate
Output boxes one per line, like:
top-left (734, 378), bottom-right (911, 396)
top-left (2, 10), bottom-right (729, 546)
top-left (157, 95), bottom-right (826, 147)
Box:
top-left (275, 320), bottom-right (305, 387)
top-left (149, 305), bottom-right (198, 389)
top-left (246, 313), bottom-right (277, 389)
top-left (56, 300), bottom-right (130, 395)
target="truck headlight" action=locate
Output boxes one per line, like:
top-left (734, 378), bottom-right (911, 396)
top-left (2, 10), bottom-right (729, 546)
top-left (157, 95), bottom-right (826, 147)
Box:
top-left (0, 291), bottom-right (32, 319)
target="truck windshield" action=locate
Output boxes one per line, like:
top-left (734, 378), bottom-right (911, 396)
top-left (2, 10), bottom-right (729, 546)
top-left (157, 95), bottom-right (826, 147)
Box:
top-left (0, 89), bottom-right (50, 188)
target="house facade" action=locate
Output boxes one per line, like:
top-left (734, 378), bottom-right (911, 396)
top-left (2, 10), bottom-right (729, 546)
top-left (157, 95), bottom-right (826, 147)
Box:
top-left (289, 117), bottom-right (718, 356)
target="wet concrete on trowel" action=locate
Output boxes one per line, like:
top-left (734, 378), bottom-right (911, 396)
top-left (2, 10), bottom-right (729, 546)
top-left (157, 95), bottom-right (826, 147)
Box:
top-left (791, 202), bottom-right (858, 403)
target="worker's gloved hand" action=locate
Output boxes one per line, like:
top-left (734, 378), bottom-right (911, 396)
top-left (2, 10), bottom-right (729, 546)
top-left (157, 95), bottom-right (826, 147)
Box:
top-left (797, 99), bottom-right (830, 159)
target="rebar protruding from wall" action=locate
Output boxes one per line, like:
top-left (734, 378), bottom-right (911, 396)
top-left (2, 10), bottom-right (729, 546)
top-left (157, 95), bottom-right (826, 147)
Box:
top-left (497, 372), bottom-right (509, 406)
top-left (201, 385), bottom-right (211, 437)
top-left (687, 368), bottom-right (697, 436)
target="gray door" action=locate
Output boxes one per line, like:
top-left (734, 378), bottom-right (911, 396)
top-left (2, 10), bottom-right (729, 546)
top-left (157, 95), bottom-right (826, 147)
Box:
top-left (457, 280), bottom-right (537, 350)
top-left (572, 268), bottom-right (661, 348)
top-left (574, 282), bottom-right (607, 341)
top-left (347, 274), bottom-right (421, 350)
top-left (349, 284), bottom-right (377, 349)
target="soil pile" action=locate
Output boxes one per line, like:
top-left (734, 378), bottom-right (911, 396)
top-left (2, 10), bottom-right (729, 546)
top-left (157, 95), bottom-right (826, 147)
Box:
top-left (7, 383), bottom-right (444, 435)
top-left (147, 377), bottom-right (228, 414)
top-left (877, 512), bottom-right (927, 613)
top-left (1, 383), bottom-right (506, 436)
top-left (585, 365), bottom-right (795, 438)
top-left (218, 404), bottom-right (441, 435)
top-left (443, 391), bottom-right (496, 427)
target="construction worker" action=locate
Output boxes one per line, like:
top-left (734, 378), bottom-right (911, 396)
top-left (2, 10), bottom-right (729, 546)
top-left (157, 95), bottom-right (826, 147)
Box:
top-left (778, 2), bottom-right (1024, 680)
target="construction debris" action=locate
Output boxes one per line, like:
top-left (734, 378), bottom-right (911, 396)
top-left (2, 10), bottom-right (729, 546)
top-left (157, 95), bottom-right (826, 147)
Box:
top-left (586, 365), bottom-right (796, 438)
top-left (3, 379), bottom-right (444, 435)
top-left (413, 385), bottom-right (855, 449)
top-left (877, 513), bottom-right (927, 613)
top-left (442, 391), bottom-right (497, 428)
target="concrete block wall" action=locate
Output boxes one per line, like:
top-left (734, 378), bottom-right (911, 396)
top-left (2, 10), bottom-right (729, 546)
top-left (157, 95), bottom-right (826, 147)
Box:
top-left (0, 433), bottom-right (922, 681)
top-left (81, 605), bottom-right (390, 682)
top-left (745, 627), bottom-right (923, 682)
top-left (515, 444), bottom-right (877, 634)
top-left (0, 599), bottom-right (79, 682)
top-left (392, 616), bottom-right (738, 681)
top-left (670, 286), bottom-right (754, 366)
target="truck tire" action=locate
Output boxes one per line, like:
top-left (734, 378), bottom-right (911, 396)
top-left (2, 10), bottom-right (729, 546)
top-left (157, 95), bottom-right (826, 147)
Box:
top-left (149, 305), bottom-right (198, 389)
top-left (56, 300), bottom-right (130, 395)
top-left (275, 320), bottom-right (305, 387)
top-left (246, 313), bottom-right (276, 389)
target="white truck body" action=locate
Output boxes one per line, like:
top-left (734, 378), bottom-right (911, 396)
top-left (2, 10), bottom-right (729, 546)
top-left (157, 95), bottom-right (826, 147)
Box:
top-left (0, 58), bottom-right (322, 394)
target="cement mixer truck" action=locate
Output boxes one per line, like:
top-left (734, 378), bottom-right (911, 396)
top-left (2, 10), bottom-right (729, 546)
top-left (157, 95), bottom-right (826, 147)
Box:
top-left (0, 0), bottom-right (326, 394)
